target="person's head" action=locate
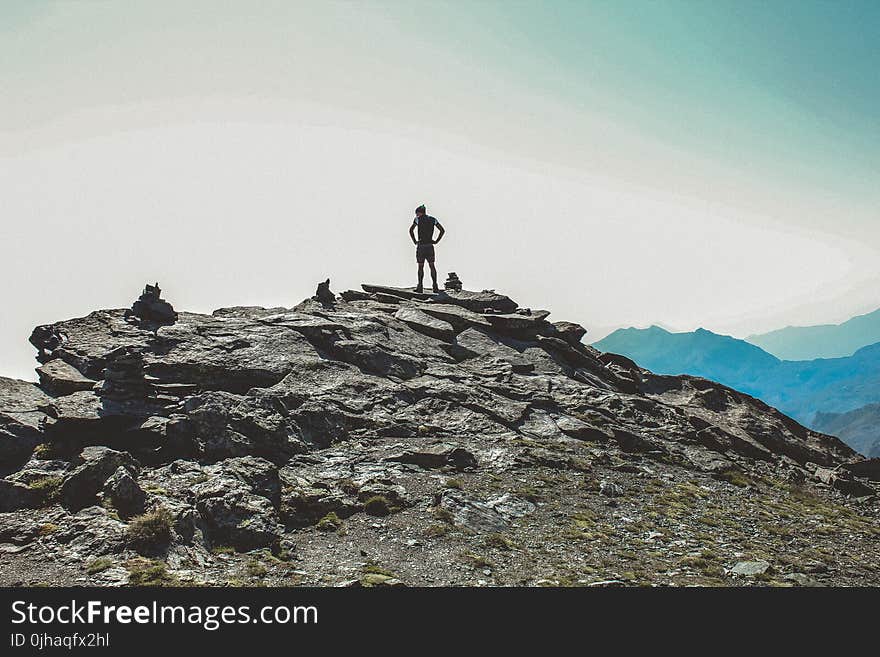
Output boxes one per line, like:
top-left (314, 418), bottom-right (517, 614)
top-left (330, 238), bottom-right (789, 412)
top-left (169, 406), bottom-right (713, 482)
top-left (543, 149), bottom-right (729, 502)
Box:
top-left (415, 204), bottom-right (426, 217)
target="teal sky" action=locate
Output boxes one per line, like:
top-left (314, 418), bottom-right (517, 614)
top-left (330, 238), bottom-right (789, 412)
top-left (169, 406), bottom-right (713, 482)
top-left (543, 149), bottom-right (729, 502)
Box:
top-left (1, 1), bottom-right (879, 380)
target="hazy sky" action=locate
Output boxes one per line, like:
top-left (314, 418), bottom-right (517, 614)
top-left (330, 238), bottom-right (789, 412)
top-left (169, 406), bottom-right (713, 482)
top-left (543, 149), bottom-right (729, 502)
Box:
top-left (2, 1), bottom-right (879, 381)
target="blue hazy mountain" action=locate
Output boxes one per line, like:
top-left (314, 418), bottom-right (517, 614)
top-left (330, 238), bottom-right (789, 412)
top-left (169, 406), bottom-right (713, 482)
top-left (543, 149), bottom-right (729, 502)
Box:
top-left (813, 403), bottom-right (880, 458)
top-left (592, 326), bottom-right (779, 399)
top-left (593, 327), bottom-right (880, 452)
top-left (746, 307), bottom-right (880, 360)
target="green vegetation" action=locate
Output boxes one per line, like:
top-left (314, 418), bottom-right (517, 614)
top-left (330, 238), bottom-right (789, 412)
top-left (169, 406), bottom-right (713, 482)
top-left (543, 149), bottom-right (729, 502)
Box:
top-left (461, 552), bottom-right (495, 570)
top-left (86, 558), bottom-right (113, 575)
top-left (27, 475), bottom-right (62, 503)
top-left (362, 561), bottom-right (396, 577)
top-left (484, 533), bottom-right (516, 550)
top-left (316, 511), bottom-right (342, 531)
top-left (126, 559), bottom-right (177, 586)
top-left (425, 523), bottom-right (451, 538)
top-left (716, 468), bottom-right (754, 488)
top-left (127, 507), bottom-right (173, 550)
top-left (246, 559), bottom-right (268, 578)
top-left (38, 523), bottom-right (60, 536)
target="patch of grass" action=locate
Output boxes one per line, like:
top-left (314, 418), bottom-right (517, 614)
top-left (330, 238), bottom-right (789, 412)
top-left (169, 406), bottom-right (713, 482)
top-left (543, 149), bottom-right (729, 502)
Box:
top-left (141, 482), bottom-right (168, 495)
top-left (27, 475), bottom-right (62, 502)
top-left (716, 469), bottom-right (754, 488)
top-left (316, 511), bottom-right (341, 532)
top-left (363, 561), bottom-right (396, 577)
top-left (38, 522), bottom-right (60, 536)
top-left (211, 545), bottom-right (236, 555)
top-left (32, 443), bottom-right (62, 459)
top-left (338, 478), bottom-right (360, 495)
top-left (514, 486), bottom-right (543, 503)
top-left (246, 559), bottom-right (268, 578)
top-left (126, 559), bottom-right (177, 587)
top-left (431, 507), bottom-right (455, 524)
top-left (363, 495), bottom-right (392, 517)
top-left (127, 507), bottom-right (173, 551)
top-left (484, 533), bottom-right (515, 550)
top-left (444, 478), bottom-right (464, 490)
top-left (425, 523), bottom-right (451, 538)
top-left (86, 558), bottom-right (113, 575)
top-left (461, 552), bottom-right (495, 570)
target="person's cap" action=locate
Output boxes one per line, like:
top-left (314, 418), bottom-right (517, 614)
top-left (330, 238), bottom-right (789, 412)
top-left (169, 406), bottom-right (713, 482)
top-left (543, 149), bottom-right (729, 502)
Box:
top-left (415, 204), bottom-right (426, 213)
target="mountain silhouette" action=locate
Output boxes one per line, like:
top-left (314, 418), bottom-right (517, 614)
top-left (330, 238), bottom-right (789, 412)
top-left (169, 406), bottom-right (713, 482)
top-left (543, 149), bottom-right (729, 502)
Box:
top-left (747, 307), bottom-right (880, 360)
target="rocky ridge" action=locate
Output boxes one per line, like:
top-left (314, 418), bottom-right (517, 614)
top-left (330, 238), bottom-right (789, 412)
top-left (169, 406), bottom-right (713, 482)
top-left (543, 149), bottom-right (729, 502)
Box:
top-left (1, 281), bottom-right (879, 587)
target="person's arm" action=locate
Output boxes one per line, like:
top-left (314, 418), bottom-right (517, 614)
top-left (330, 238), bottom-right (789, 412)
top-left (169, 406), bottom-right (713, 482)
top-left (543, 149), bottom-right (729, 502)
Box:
top-left (409, 221), bottom-right (418, 245)
top-left (433, 220), bottom-right (445, 244)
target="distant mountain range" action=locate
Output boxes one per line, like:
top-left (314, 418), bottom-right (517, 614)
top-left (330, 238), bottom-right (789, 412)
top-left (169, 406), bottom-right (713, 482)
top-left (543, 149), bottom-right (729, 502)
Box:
top-left (746, 307), bottom-right (880, 360)
top-left (814, 404), bottom-right (880, 458)
top-left (594, 325), bottom-right (880, 455)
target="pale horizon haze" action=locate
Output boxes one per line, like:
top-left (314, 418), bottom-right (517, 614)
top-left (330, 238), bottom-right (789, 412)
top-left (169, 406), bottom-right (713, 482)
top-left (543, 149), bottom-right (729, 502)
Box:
top-left (2, 1), bottom-right (879, 381)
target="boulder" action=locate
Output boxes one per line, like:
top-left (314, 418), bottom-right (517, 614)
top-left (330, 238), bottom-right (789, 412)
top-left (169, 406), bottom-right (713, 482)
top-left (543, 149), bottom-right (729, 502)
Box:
top-left (0, 480), bottom-right (41, 512)
top-left (552, 321), bottom-right (587, 346)
top-left (35, 360), bottom-right (96, 395)
top-left (196, 489), bottom-right (282, 551)
top-left (386, 444), bottom-right (477, 471)
top-left (102, 466), bottom-right (146, 517)
top-left (60, 446), bottom-right (140, 510)
top-left (729, 561), bottom-right (771, 577)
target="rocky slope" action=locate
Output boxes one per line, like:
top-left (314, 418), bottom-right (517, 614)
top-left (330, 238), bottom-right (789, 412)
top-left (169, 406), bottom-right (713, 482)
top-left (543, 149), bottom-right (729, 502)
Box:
top-left (1, 282), bottom-right (879, 587)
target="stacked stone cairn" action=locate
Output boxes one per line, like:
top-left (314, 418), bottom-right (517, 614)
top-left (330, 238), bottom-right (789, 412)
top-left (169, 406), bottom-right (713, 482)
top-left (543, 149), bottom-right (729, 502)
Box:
top-left (98, 346), bottom-right (152, 402)
top-left (444, 272), bottom-right (463, 292)
top-left (126, 282), bottom-right (177, 324)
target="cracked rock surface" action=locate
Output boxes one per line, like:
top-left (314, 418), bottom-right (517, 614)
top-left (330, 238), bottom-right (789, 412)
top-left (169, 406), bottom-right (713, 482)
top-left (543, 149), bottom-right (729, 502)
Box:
top-left (1, 282), bottom-right (879, 587)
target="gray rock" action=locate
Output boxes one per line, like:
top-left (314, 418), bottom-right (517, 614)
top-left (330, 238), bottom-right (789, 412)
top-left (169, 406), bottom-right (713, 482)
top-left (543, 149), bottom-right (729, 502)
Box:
top-left (0, 480), bottom-right (41, 512)
top-left (35, 360), bottom-right (96, 395)
top-left (729, 560), bottom-right (771, 577)
top-left (394, 307), bottom-right (456, 342)
top-left (196, 489), bottom-right (282, 551)
top-left (552, 321), bottom-right (587, 346)
top-left (60, 446), bottom-right (139, 511)
top-left (599, 480), bottom-right (624, 497)
top-left (386, 444), bottom-right (477, 470)
top-left (0, 377), bottom-right (51, 473)
top-left (438, 490), bottom-right (510, 533)
top-left (102, 466), bottom-right (146, 517)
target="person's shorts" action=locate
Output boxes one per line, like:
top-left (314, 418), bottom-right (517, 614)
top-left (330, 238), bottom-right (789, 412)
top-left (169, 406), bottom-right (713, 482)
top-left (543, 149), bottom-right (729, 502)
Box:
top-left (416, 244), bottom-right (435, 263)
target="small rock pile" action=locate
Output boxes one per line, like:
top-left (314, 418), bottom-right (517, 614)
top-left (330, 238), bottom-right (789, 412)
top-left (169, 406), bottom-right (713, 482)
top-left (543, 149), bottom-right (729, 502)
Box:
top-left (444, 272), bottom-right (463, 292)
top-left (126, 283), bottom-right (177, 324)
top-left (98, 347), bottom-right (152, 402)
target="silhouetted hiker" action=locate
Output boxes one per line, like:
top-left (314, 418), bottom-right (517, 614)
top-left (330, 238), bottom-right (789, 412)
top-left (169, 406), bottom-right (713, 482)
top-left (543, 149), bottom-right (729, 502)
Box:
top-left (409, 204), bottom-right (445, 293)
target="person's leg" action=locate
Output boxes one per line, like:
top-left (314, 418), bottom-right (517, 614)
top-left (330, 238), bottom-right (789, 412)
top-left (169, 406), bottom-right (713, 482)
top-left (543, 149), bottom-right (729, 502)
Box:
top-left (428, 261), bottom-right (439, 292)
top-left (416, 261), bottom-right (425, 292)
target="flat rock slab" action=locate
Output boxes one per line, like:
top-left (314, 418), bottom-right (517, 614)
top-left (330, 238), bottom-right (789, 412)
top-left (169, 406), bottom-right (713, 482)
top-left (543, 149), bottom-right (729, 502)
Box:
top-left (385, 444), bottom-right (477, 470)
top-left (729, 560), bottom-right (771, 577)
top-left (412, 303), bottom-right (492, 331)
top-left (36, 359), bottom-right (96, 395)
top-left (361, 284), bottom-right (437, 301)
top-left (432, 289), bottom-right (518, 314)
top-left (393, 307), bottom-right (455, 342)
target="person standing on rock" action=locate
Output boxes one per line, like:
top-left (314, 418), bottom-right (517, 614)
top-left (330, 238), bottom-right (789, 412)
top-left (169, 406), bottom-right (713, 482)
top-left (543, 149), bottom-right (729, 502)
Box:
top-left (409, 204), bottom-right (445, 293)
